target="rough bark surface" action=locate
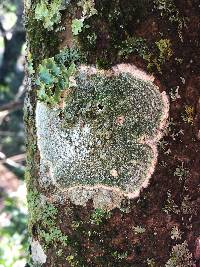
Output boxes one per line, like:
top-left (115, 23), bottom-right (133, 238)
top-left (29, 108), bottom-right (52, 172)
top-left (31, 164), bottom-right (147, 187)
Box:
top-left (24, 1), bottom-right (200, 266)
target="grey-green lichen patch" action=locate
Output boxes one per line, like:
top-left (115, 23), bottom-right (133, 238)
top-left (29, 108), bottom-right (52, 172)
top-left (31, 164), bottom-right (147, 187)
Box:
top-left (36, 64), bottom-right (169, 210)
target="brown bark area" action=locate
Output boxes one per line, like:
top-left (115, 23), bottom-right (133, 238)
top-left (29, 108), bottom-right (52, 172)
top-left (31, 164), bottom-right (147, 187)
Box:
top-left (25, 0), bottom-right (200, 266)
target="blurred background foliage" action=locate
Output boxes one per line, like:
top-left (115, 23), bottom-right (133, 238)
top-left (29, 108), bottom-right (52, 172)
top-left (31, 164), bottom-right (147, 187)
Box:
top-left (0, 0), bottom-right (27, 266)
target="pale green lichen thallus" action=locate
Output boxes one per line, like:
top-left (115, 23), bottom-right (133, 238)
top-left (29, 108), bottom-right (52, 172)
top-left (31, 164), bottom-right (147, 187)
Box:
top-left (36, 69), bottom-right (167, 198)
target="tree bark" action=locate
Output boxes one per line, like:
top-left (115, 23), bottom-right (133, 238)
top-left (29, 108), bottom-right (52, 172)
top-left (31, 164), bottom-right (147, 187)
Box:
top-left (24, 1), bottom-right (200, 266)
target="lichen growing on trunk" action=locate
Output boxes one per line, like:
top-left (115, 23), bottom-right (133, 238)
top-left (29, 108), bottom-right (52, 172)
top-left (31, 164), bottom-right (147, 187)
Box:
top-left (24, 0), bottom-right (198, 265)
top-left (36, 64), bottom-right (168, 209)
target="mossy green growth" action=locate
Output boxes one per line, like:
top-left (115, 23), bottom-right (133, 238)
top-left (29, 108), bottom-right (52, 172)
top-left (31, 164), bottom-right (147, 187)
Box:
top-left (111, 251), bottom-right (128, 261)
top-left (90, 209), bottom-right (111, 225)
top-left (66, 254), bottom-right (80, 267)
top-left (27, 188), bottom-right (57, 230)
top-left (27, 188), bottom-right (69, 249)
top-left (77, 0), bottom-right (152, 65)
top-left (25, 5), bottom-right (60, 66)
top-left (78, 0), bottom-right (98, 18)
top-left (119, 37), bottom-right (150, 59)
top-left (27, 52), bottom-right (35, 75)
top-left (153, 0), bottom-right (186, 38)
top-left (39, 228), bottom-right (69, 247)
top-left (155, 39), bottom-right (173, 62)
top-left (75, 0), bottom-right (182, 69)
top-left (35, 0), bottom-right (63, 30)
top-left (147, 38), bottom-right (173, 73)
top-left (119, 37), bottom-right (173, 73)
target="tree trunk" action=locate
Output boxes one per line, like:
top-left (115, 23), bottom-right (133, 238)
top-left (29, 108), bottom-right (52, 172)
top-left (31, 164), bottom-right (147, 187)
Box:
top-left (24, 1), bottom-right (200, 266)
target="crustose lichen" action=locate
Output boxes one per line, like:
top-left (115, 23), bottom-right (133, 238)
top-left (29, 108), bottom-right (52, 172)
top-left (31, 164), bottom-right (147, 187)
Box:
top-left (36, 64), bottom-right (169, 209)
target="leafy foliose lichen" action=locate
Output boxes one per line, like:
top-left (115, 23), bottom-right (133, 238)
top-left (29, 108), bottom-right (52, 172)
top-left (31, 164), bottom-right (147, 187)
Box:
top-left (35, 0), bottom-right (64, 30)
top-left (35, 48), bottom-right (80, 105)
top-left (71, 0), bottom-right (98, 36)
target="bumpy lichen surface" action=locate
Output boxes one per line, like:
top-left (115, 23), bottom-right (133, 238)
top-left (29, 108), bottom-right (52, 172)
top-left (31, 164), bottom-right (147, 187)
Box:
top-left (36, 65), bottom-right (168, 208)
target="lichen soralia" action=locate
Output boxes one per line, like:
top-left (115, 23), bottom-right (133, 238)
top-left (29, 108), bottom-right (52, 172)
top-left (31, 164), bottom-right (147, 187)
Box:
top-left (36, 64), bottom-right (169, 210)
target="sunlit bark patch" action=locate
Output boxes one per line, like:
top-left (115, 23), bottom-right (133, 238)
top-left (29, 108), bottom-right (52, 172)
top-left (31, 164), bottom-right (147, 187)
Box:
top-left (36, 64), bottom-right (169, 210)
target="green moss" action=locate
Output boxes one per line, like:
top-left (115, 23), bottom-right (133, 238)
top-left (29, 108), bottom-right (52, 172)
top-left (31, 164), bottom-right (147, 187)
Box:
top-left (73, 0), bottom-right (182, 71)
top-left (27, 52), bottom-right (35, 75)
top-left (111, 251), bottom-right (128, 261)
top-left (117, 37), bottom-right (173, 73)
top-left (155, 39), bottom-right (173, 62)
top-left (39, 227), bottom-right (69, 247)
top-left (26, 188), bottom-right (69, 249)
top-left (119, 37), bottom-right (150, 59)
top-left (78, 0), bottom-right (97, 18)
top-left (71, 0), bottom-right (97, 36)
top-left (25, 3), bottom-right (59, 67)
top-left (77, 0), bottom-right (152, 65)
top-left (66, 254), bottom-right (80, 267)
top-left (24, 101), bottom-right (38, 192)
top-left (153, 0), bottom-right (186, 38)
top-left (26, 189), bottom-right (57, 230)
top-left (96, 57), bottom-right (111, 69)
top-left (147, 38), bottom-right (173, 73)
top-left (90, 209), bottom-right (111, 225)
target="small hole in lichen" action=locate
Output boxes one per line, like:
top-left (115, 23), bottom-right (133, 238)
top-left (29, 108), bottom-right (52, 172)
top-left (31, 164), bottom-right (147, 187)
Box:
top-left (58, 111), bottom-right (64, 120)
top-left (97, 104), bottom-right (104, 110)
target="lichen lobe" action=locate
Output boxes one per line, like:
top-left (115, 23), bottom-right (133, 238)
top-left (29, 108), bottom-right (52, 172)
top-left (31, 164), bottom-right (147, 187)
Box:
top-left (36, 64), bottom-right (169, 210)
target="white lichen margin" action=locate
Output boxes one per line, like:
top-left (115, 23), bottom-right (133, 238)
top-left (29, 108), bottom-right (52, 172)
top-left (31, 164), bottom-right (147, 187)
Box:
top-left (31, 239), bottom-right (47, 264)
top-left (36, 64), bottom-right (169, 210)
